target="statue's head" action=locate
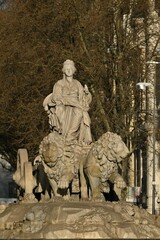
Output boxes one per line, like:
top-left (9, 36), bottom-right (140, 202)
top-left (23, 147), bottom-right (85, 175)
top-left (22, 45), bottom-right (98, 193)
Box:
top-left (62, 59), bottom-right (76, 75)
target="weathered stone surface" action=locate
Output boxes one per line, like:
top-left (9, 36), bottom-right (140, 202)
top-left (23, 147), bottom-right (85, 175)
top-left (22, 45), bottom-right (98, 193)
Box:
top-left (43, 59), bottom-right (92, 145)
top-left (0, 204), bottom-right (8, 214)
top-left (12, 60), bottom-right (130, 209)
top-left (0, 200), bottom-right (160, 239)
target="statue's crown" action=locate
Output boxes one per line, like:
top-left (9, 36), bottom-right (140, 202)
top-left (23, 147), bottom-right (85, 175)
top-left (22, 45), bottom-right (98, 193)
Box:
top-left (63, 59), bottom-right (75, 66)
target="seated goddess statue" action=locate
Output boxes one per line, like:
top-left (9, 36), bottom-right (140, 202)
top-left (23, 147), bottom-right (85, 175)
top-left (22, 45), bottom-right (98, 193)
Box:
top-left (43, 59), bottom-right (92, 145)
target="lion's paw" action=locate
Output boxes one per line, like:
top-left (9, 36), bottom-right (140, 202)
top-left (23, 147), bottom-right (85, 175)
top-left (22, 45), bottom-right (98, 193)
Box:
top-left (114, 176), bottom-right (126, 189)
top-left (58, 176), bottom-right (69, 189)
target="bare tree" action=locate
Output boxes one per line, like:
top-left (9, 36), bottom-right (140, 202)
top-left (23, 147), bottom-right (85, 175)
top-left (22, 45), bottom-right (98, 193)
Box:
top-left (0, 0), bottom-right (158, 174)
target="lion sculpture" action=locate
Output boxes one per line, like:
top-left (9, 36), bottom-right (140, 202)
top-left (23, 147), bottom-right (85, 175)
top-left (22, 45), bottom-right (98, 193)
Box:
top-left (34, 131), bottom-right (129, 201)
top-left (34, 131), bottom-right (91, 199)
top-left (80, 132), bottom-right (129, 201)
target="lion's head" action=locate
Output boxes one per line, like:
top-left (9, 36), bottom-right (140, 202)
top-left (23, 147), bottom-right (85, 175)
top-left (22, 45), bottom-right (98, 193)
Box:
top-left (39, 132), bottom-right (63, 165)
top-left (92, 132), bottom-right (129, 164)
top-left (41, 142), bottom-right (59, 164)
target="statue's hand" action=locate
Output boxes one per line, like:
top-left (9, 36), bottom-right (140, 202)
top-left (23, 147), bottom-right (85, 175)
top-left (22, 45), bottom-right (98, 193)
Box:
top-left (84, 84), bottom-right (89, 94)
top-left (44, 105), bottom-right (49, 111)
top-left (83, 106), bottom-right (90, 112)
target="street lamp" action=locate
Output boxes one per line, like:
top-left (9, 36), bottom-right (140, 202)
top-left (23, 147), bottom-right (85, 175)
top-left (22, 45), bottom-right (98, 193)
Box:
top-left (136, 82), bottom-right (154, 213)
top-left (136, 60), bottom-right (160, 214)
top-left (136, 82), bottom-right (152, 90)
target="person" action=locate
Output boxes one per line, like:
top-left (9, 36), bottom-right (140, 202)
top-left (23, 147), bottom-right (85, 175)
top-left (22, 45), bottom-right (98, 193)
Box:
top-left (43, 59), bottom-right (92, 145)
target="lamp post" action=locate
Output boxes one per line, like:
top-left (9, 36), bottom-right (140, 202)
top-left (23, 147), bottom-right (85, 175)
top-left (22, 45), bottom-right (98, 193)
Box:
top-left (137, 61), bottom-right (160, 214)
top-left (136, 82), bottom-right (153, 212)
top-left (152, 80), bottom-right (156, 215)
top-left (146, 60), bottom-right (160, 214)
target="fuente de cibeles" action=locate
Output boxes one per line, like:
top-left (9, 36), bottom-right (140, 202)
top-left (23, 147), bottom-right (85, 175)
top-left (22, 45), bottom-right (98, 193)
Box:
top-left (1, 60), bottom-right (160, 239)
